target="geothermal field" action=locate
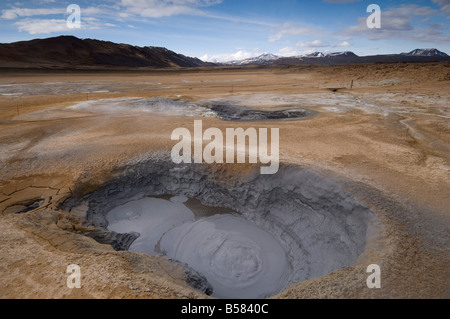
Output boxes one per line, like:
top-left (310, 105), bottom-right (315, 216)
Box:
top-left (0, 63), bottom-right (449, 299)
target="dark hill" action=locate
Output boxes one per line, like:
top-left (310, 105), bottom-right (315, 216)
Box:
top-left (0, 36), bottom-right (212, 69)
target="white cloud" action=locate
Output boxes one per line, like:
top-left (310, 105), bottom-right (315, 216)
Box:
top-left (335, 41), bottom-right (352, 47)
top-left (343, 4), bottom-right (450, 43)
top-left (432, 0), bottom-right (450, 16)
top-left (121, 0), bottom-right (222, 6)
top-left (200, 50), bottom-right (259, 62)
top-left (296, 40), bottom-right (328, 47)
top-left (269, 22), bottom-right (322, 42)
top-left (198, 13), bottom-right (276, 27)
top-left (124, 5), bottom-right (201, 18)
top-left (1, 6), bottom-right (106, 20)
top-left (14, 18), bottom-right (68, 34)
top-left (276, 46), bottom-right (332, 57)
top-left (324, 0), bottom-right (360, 3)
top-left (14, 17), bottom-right (116, 35)
top-left (119, 0), bottom-right (223, 18)
top-left (2, 4), bottom-right (118, 35)
top-left (345, 4), bottom-right (439, 35)
top-left (80, 7), bottom-right (109, 16)
top-left (1, 1), bottom-right (213, 24)
top-left (276, 47), bottom-right (302, 57)
top-left (1, 8), bottom-right (64, 20)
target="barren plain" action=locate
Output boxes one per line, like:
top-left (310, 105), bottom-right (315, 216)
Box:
top-left (0, 62), bottom-right (449, 299)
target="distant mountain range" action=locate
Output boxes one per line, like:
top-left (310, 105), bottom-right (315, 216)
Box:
top-left (226, 53), bottom-right (280, 66)
top-left (224, 51), bottom-right (362, 65)
top-left (0, 36), bottom-right (448, 69)
top-left (220, 48), bottom-right (450, 66)
top-left (0, 36), bottom-right (212, 69)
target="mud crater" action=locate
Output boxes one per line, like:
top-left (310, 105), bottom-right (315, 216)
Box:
top-left (65, 159), bottom-right (374, 299)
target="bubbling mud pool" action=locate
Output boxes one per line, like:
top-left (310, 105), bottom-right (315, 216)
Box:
top-left (71, 160), bottom-right (375, 299)
top-left (67, 97), bottom-right (313, 121)
top-left (106, 196), bottom-right (291, 299)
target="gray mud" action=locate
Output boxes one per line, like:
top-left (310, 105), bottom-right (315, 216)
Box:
top-left (204, 102), bottom-right (316, 121)
top-left (64, 157), bottom-right (375, 297)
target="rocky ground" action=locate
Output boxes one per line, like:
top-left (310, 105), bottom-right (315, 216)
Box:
top-left (0, 62), bottom-right (449, 299)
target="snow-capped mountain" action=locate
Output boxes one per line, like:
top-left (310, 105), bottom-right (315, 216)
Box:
top-left (301, 51), bottom-right (358, 58)
top-left (226, 53), bottom-right (279, 66)
top-left (222, 51), bottom-right (359, 65)
top-left (325, 51), bottom-right (358, 57)
top-left (219, 49), bottom-right (449, 66)
top-left (402, 49), bottom-right (449, 57)
top-left (305, 52), bottom-right (326, 58)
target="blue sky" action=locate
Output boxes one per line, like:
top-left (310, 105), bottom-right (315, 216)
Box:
top-left (1, 0), bottom-right (449, 62)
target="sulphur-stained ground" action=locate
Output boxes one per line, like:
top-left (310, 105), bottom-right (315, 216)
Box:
top-left (0, 63), bottom-right (449, 299)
